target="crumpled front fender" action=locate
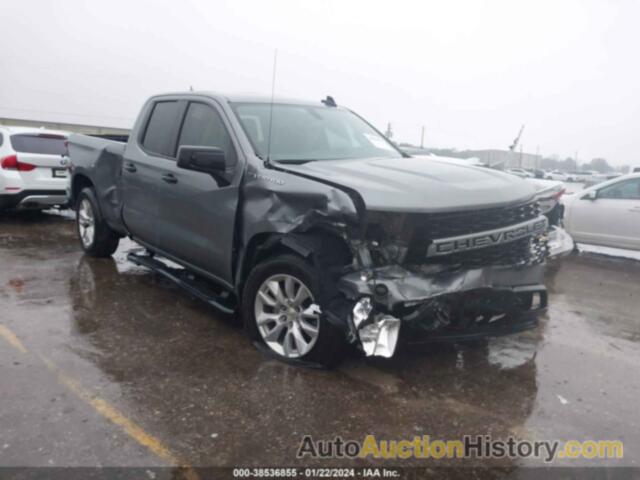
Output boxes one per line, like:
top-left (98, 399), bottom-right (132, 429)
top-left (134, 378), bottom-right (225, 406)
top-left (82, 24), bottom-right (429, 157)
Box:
top-left (240, 166), bottom-right (364, 244)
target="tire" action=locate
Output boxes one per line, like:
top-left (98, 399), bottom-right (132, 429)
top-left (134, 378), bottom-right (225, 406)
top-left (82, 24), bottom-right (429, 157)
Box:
top-left (76, 187), bottom-right (120, 257)
top-left (242, 254), bottom-right (346, 368)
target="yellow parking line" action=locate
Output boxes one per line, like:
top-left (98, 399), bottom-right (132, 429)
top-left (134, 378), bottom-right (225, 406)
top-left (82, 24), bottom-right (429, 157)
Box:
top-left (0, 323), bottom-right (197, 480)
top-left (0, 324), bottom-right (27, 353)
top-left (39, 355), bottom-right (200, 480)
top-left (40, 355), bottom-right (179, 461)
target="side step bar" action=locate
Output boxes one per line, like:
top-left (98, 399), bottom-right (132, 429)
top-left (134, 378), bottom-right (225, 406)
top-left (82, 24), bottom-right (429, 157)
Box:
top-left (127, 251), bottom-right (236, 315)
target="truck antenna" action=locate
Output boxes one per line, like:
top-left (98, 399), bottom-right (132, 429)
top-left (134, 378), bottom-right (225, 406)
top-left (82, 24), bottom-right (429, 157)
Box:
top-left (321, 95), bottom-right (337, 107)
top-left (265, 48), bottom-right (278, 165)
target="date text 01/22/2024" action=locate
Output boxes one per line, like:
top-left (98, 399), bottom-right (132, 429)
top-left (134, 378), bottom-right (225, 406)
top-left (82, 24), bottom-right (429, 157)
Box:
top-left (232, 467), bottom-right (400, 478)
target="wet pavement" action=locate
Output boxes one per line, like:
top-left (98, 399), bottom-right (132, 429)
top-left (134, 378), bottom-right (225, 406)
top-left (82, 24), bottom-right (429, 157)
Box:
top-left (1, 210), bottom-right (640, 472)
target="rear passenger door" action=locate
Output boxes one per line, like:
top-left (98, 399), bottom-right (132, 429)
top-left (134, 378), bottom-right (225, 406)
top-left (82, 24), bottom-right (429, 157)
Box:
top-left (158, 100), bottom-right (241, 285)
top-left (121, 99), bottom-right (185, 248)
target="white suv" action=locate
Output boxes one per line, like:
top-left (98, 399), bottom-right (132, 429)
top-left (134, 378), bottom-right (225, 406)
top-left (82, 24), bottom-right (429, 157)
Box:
top-left (0, 126), bottom-right (70, 210)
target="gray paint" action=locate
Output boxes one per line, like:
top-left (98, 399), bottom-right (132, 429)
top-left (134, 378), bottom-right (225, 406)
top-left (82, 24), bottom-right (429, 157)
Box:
top-left (68, 91), bottom-right (546, 331)
top-left (281, 156), bottom-right (538, 213)
top-left (340, 263), bottom-right (545, 309)
top-left (70, 92), bottom-right (366, 290)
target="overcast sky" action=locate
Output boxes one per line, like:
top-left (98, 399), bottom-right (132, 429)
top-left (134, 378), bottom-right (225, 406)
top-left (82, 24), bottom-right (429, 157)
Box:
top-left (1, 0), bottom-right (638, 165)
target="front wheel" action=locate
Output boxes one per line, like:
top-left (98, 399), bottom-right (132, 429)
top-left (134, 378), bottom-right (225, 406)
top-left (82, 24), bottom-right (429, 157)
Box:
top-left (242, 254), bottom-right (346, 367)
top-left (76, 188), bottom-right (120, 257)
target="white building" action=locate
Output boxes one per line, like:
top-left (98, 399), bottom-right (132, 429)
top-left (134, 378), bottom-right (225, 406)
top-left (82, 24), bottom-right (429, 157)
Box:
top-left (0, 116), bottom-right (129, 140)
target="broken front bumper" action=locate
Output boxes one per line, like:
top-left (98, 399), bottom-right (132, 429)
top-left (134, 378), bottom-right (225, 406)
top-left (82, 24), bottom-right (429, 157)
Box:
top-left (337, 263), bottom-right (547, 358)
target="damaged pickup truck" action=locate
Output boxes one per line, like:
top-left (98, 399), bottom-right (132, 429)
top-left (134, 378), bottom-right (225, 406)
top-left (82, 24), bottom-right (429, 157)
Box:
top-left (68, 92), bottom-right (551, 366)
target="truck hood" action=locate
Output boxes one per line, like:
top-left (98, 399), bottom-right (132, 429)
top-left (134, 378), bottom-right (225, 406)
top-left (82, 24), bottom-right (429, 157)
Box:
top-left (278, 156), bottom-right (538, 213)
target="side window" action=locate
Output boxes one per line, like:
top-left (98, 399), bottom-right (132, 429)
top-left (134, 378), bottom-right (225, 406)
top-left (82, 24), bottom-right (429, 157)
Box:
top-left (598, 179), bottom-right (640, 200)
top-left (142, 101), bottom-right (181, 157)
top-left (178, 103), bottom-right (237, 165)
top-left (0, 132), bottom-right (3, 147)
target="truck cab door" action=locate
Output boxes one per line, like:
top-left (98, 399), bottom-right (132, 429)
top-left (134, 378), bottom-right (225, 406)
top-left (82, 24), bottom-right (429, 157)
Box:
top-left (121, 99), bottom-right (186, 248)
top-left (157, 100), bottom-right (241, 286)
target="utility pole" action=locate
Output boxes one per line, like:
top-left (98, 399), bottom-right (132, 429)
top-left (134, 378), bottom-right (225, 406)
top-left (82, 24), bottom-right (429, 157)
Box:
top-left (420, 126), bottom-right (425, 149)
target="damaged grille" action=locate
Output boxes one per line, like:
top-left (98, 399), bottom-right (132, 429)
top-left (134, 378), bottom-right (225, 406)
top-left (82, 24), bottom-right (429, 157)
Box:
top-left (413, 201), bottom-right (541, 239)
top-left (429, 235), bottom-right (548, 268)
top-left (401, 201), bottom-right (545, 265)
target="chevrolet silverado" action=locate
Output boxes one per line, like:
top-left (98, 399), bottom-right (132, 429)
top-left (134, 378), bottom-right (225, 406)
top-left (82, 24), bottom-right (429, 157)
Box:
top-left (68, 92), bottom-right (551, 366)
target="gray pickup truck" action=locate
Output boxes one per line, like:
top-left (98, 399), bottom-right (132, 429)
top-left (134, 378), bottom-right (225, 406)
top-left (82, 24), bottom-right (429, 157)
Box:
top-left (68, 92), bottom-right (549, 366)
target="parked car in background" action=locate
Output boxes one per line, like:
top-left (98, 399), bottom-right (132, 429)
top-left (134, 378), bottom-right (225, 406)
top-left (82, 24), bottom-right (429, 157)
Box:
top-left (583, 172), bottom-right (622, 188)
top-left (565, 170), bottom-right (596, 182)
top-left (563, 173), bottom-right (640, 250)
top-left (531, 168), bottom-right (545, 179)
top-left (631, 166), bottom-right (640, 173)
top-left (545, 170), bottom-right (568, 181)
top-left (506, 167), bottom-right (534, 178)
top-left (0, 126), bottom-right (69, 211)
top-left (524, 168), bottom-right (545, 179)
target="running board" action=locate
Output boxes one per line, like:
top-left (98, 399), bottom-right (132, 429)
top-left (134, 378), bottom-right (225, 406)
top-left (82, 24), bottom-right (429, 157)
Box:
top-left (127, 251), bottom-right (236, 315)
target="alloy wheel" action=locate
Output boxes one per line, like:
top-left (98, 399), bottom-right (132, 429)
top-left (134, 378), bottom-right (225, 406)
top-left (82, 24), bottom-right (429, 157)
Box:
top-left (78, 198), bottom-right (95, 248)
top-left (254, 274), bottom-right (320, 358)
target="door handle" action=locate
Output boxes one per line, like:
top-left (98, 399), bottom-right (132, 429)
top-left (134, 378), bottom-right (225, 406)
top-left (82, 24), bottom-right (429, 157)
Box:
top-left (123, 162), bottom-right (137, 173)
top-left (161, 173), bottom-right (178, 184)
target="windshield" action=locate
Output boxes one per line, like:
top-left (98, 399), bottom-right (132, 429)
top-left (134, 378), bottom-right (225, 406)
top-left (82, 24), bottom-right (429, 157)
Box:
top-left (231, 103), bottom-right (402, 162)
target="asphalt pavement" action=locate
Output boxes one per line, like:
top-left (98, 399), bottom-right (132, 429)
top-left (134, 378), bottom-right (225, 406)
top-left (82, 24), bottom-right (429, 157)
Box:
top-left (1, 210), bottom-right (639, 474)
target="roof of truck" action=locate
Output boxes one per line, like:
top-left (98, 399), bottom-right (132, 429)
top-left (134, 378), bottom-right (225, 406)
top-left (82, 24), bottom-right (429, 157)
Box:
top-left (153, 91), bottom-right (336, 107)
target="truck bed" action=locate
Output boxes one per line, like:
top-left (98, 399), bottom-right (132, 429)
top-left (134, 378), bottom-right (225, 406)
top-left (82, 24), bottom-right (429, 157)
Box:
top-left (68, 134), bottom-right (127, 233)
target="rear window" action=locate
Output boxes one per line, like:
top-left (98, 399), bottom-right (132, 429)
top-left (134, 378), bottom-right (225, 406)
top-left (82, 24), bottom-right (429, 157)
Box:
top-left (141, 101), bottom-right (181, 157)
top-left (10, 134), bottom-right (67, 155)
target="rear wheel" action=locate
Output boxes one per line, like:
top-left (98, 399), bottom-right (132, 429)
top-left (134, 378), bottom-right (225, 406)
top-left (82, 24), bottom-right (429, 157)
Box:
top-left (242, 254), bottom-right (346, 367)
top-left (76, 188), bottom-right (120, 257)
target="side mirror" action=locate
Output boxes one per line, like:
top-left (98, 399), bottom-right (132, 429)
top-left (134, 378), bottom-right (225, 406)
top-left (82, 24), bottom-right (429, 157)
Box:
top-left (584, 190), bottom-right (597, 201)
top-left (177, 146), bottom-right (226, 174)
